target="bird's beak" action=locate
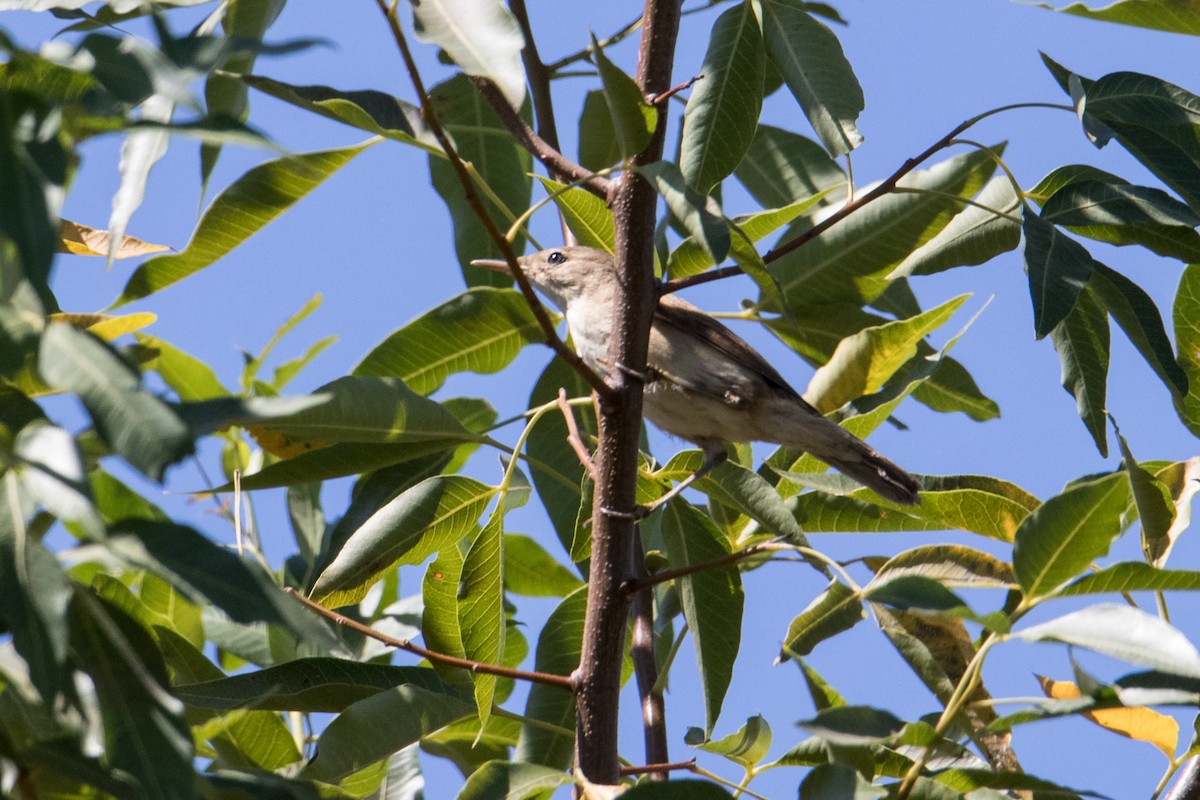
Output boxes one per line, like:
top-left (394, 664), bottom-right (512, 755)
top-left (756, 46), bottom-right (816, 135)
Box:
top-left (469, 258), bottom-right (513, 274)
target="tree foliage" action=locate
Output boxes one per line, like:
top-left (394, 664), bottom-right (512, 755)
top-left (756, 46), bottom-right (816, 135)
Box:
top-left (2, 1), bottom-right (1200, 798)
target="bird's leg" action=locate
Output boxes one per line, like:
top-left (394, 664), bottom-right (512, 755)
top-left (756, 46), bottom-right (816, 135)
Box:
top-left (635, 446), bottom-right (729, 518)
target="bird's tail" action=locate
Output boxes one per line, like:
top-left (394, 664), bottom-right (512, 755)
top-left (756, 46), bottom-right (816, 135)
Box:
top-left (816, 436), bottom-right (922, 506)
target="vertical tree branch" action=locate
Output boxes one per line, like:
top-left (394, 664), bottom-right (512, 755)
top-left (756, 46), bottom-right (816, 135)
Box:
top-left (630, 535), bottom-right (669, 777)
top-left (573, 0), bottom-right (682, 786)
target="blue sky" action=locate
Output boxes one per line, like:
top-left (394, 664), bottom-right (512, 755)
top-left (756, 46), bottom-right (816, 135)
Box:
top-left (7, 1), bottom-right (1200, 796)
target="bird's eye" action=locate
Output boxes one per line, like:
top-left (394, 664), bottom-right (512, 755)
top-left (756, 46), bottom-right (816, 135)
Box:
top-left (547, 251), bottom-right (566, 265)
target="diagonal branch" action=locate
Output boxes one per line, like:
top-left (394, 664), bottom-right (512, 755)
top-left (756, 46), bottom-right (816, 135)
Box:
top-left (371, 0), bottom-right (612, 400)
top-left (286, 589), bottom-right (574, 691)
top-left (470, 76), bottom-right (612, 199)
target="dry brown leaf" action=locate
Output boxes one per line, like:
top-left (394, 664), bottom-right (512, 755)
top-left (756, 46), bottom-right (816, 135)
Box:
top-left (57, 219), bottom-right (171, 259)
top-left (1038, 676), bottom-right (1178, 758)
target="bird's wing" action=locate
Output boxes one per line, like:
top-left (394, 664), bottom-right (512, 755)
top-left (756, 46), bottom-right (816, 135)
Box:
top-left (653, 294), bottom-right (821, 414)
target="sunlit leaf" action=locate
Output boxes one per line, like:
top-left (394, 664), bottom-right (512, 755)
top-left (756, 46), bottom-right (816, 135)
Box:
top-left (1039, 675), bottom-right (1179, 758)
top-left (57, 218), bottom-right (169, 259)
top-left (591, 35), bottom-right (655, 159)
top-left (1172, 265), bottom-right (1200, 436)
top-left (1030, 0), bottom-right (1200, 36)
top-left (779, 579), bottom-right (863, 662)
top-left (115, 142), bottom-right (370, 305)
top-left (459, 513), bottom-right (505, 730)
top-left (503, 533), bottom-right (582, 597)
top-left (686, 714), bottom-right (773, 769)
top-left (515, 587), bottom-right (587, 769)
top-left (409, 0), bottom-right (526, 109)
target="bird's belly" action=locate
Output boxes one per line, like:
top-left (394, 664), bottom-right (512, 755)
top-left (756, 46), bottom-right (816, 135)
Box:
top-left (641, 380), bottom-right (756, 445)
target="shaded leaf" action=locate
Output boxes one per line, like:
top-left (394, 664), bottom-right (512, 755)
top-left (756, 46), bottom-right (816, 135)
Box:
top-left (1091, 263), bottom-right (1188, 396)
top-left (311, 475), bottom-right (495, 607)
top-left (515, 586), bottom-right (587, 769)
top-left (662, 500), bottom-right (744, 733)
top-left (761, 0), bottom-right (863, 155)
top-left (1173, 265), bottom-right (1200, 436)
top-left (797, 705), bottom-right (904, 746)
top-left (577, 89), bottom-right (621, 173)
top-left (680, 0), bottom-right (765, 193)
top-left (1022, 208), bottom-right (1095, 340)
top-left (1050, 284), bottom-right (1110, 455)
top-left (639, 160), bottom-right (730, 263)
top-left (454, 761), bottom-right (568, 800)
top-left (1030, 0), bottom-right (1200, 36)
top-left (734, 124), bottom-right (845, 209)
top-left (591, 36), bottom-right (655, 159)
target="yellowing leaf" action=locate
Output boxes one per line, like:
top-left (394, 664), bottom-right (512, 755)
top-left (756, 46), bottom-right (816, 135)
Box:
top-left (1038, 676), bottom-right (1178, 758)
top-left (248, 426), bottom-right (333, 459)
top-left (49, 312), bottom-right (158, 341)
top-left (57, 219), bottom-right (170, 259)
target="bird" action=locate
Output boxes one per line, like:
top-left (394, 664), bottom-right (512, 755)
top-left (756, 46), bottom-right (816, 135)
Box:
top-left (471, 246), bottom-right (921, 507)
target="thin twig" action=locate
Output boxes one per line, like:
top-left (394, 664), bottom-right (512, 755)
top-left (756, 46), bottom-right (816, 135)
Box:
top-left (621, 542), bottom-right (783, 593)
top-left (285, 589), bottom-right (575, 691)
top-left (557, 388), bottom-right (597, 480)
top-left (545, 12), bottom-right (644, 72)
top-left (469, 76), bottom-right (611, 199)
top-left (371, 0), bottom-right (612, 400)
top-left (621, 759), bottom-right (696, 777)
top-left (646, 74), bottom-right (701, 106)
top-left (659, 101), bottom-right (1074, 297)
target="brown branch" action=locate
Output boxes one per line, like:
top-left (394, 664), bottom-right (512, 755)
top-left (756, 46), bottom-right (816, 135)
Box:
top-left (557, 388), bottom-right (597, 481)
top-left (371, 0), bottom-right (612, 400)
top-left (285, 589), bottom-right (575, 691)
top-left (470, 76), bottom-right (612, 199)
top-left (658, 107), bottom-right (1028, 297)
top-left (630, 534), bottom-right (669, 778)
top-left (621, 759), bottom-right (696, 777)
top-left (1167, 758), bottom-right (1200, 800)
top-left (622, 542), bottom-right (780, 594)
top-left (574, 0), bottom-right (681, 786)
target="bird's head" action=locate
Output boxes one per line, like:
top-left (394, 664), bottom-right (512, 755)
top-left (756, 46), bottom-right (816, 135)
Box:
top-left (471, 246), bottom-right (616, 311)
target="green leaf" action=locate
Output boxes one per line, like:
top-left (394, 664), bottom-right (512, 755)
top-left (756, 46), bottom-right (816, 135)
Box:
top-left (538, 177), bottom-right (615, 252)
top-left (300, 684), bottom-right (474, 783)
top-left (1143, 459), bottom-right (1200, 567)
top-left (459, 513), bottom-right (505, 731)
top-left (1078, 71), bottom-right (1200, 208)
top-left (1056, 562), bottom-right (1200, 597)
top-left (454, 761), bottom-right (568, 800)
top-left (662, 501), bottom-right (744, 733)
top-left (1174, 265), bottom-right (1200, 436)
top-left (1016, 603), bottom-right (1200, 677)
top-left (421, 546), bottom-right (470, 690)
top-left (797, 705), bottom-right (905, 746)
top-left (243, 75), bottom-right (437, 151)
top-left (873, 544), bottom-right (1016, 588)
top-left (135, 334), bottom-right (230, 401)
top-left (1113, 427), bottom-right (1176, 564)
top-left (409, 0), bottom-right (526, 109)
top-left (864, 575), bottom-right (1010, 633)
top-left (890, 176), bottom-right (1022, 278)
top-left (354, 289), bottom-right (542, 394)
top-left (639, 160), bottom-right (731, 263)
top-left (503, 533), bottom-right (582, 597)
top-left (668, 194), bottom-right (825, 279)
top-left (1090, 263), bottom-right (1188, 397)
top-left (680, 0), bottom-right (765, 193)
top-left (245, 376), bottom-right (484, 445)
top-left (1030, 0), bottom-right (1200, 35)
top-left (686, 714), bottom-right (773, 769)
top-left (1050, 284), bottom-right (1110, 455)
top-left (734, 124), bottom-right (845, 209)
top-left (311, 476), bottom-right (495, 607)
top-left (1012, 472), bottom-right (1130, 598)
top-left (0, 91), bottom-right (61, 303)
top-left (515, 586), bottom-right (587, 769)
top-left (779, 579), bottom-right (864, 662)
top-left (107, 519), bottom-right (331, 643)
top-left (114, 142), bottom-right (369, 305)
top-left (805, 294), bottom-right (970, 413)
top-left (38, 322), bottom-right (192, 481)
top-left (760, 0), bottom-right (863, 156)
top-left (175, 657), bottom-right (464, 712)
top-left (577, 89), bottom-right (621, 172)
top-left (762, 146), bottom-right (1000, 309)
top-left (1041, 178), bottom-right (1200, 261)
top-left (590, 36), bottom-right (655, 159)
top-left (660, 451), bottom-right (809, 545)
top-left (428, 74), bottom-right (532, 287)
top-left (1022, 208), bottom-right (1096, 340)
top-left (0, 473), bottom-right (71, 701)
top-left (799, 763), bottom-right (886, 799)
top-left (70, 592), bottom-right (195, 798)
top-left (936, 768), bottom-right (1107, 798)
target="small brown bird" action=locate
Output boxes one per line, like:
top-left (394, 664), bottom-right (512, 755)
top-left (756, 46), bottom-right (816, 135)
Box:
top-left (472, 246), bottom-right (920, 506)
